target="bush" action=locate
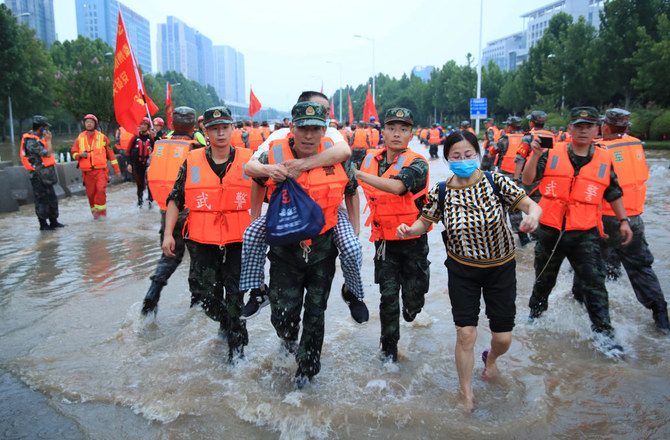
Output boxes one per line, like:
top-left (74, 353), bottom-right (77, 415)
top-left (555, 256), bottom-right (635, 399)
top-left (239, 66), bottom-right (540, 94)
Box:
top-left (629, 112), bottom-right (650, 139)
top-left (649, 111), bottom-right (670, 140)
top-left (545, 112), bottom-right (568, 131)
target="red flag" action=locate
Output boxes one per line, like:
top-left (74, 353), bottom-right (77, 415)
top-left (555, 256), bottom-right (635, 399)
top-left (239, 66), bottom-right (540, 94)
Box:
top-left (362, 83), bottom-right (378, 124)
top-left (165, 83), bottom-right (174, 130)
top-left (329, 97), bottom-right (335, 120)
top-left (347, 91), bottom-right (354, 125)
top-left (113, 11), bottom-right (158, 134)
top-left (249, 88), bottom-right (262, 118)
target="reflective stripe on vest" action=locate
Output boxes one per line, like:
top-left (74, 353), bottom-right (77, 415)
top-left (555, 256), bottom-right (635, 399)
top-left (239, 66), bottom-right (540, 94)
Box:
top-left (184, 147), bottom-right (253, 245)
top-left (537, 144), bottom-right (611, 231)
top-left (76, 131), bottom-right (108, 171)
top-left (599, 136), bottom-right (648, 216)
top-left (359, 148), bottom-right (431, 242)
top-left (20, 133), bottom-right (56, 171)
top-left (147, 138), bottom-right (194, 210)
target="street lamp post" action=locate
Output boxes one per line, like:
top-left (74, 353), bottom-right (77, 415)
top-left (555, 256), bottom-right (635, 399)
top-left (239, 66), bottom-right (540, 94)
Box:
top-left (354, 34), bottom-right (375, 104)
top-left (327, 61), bottom-right (343, 122)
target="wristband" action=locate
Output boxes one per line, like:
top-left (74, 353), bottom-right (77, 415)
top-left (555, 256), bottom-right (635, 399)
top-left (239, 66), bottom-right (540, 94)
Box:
top-left (619, 217), bottom-right (630, 224)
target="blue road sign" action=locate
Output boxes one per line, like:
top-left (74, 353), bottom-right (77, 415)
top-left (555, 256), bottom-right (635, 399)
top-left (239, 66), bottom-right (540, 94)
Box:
top-left (470, 98), bottom-right (487, 119)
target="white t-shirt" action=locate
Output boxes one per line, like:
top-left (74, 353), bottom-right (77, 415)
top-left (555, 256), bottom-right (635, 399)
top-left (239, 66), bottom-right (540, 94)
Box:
top-left (252, 127), bottom-right (345, 158)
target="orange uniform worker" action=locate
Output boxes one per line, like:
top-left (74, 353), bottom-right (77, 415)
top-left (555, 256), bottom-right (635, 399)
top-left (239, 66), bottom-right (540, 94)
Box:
top-left (350, 120), bottom-right (371, 162)
top-left (71, 114), bottom-right (121, 219)
top-left (461, 120), bottom-right (476, 136)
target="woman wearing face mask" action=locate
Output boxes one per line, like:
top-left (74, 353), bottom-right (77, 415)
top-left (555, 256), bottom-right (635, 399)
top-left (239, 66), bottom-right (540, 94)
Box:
top-left (397, 130), bottom-right (541, 412)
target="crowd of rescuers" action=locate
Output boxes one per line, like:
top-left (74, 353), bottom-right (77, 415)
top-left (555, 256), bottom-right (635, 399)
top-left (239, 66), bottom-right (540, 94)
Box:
top-left (24, 92), bottom-right (664, 406)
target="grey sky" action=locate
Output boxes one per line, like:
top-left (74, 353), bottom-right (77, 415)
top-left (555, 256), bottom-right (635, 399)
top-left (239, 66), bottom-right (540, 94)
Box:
top-left (45, 0), bottom-right (543, 110)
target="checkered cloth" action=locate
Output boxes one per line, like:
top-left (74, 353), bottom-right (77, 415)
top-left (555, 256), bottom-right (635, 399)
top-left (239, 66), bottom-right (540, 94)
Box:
top-left (239, 211), bottom-right (365, 298)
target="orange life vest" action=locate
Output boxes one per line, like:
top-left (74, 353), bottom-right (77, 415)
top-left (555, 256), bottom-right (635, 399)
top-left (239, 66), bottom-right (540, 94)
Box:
top-left (359, 148), bottom-right (431, 242)
top-left (599, 135), bottom-right (648, 216)
top-left (247, 127), bottom-right (265, 151)
top-left (351, 129), bottom-right (370, 148)
top-left (484, 126), bottom-right (501, 152)
top-left (74, 131), bottom-right (109, 171)
top-left (230, 129), bottom-right (246, 149)
top-left (147, 138), bottom-right (197, 210)
top-left (428, 128), bottom-right (441, 144)
top-left (420, 128), bottom-right (429, 140)
top-left (184, 147), bottom-right (253, 246)
top-left (499, 132), bottom-right (524, 173)
top-left (267, 137), bottom-right (347, 235)
top-left (368, 128), bottom-right (380, 148)
top-left (20, 133), bottom-right (56, 171)
top-left (466, 127), bottom-right (476, 136)
top-left (261, 126), bottom-right (271, 139)
top-left (118, 127), bottom-right (134, 152)
top-left (538, 144), bottom-right (612, 231)
top-left (338, 129), bottom-right (351, 144)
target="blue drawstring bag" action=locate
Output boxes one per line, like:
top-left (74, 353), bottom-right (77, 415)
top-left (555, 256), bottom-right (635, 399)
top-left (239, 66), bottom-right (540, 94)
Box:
top-left (266, 178), bottom-right (325, 246)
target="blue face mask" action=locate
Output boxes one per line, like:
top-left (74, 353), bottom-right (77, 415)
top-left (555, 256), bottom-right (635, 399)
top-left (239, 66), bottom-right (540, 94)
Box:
top-left (449, 158), bottom-right (479, 177)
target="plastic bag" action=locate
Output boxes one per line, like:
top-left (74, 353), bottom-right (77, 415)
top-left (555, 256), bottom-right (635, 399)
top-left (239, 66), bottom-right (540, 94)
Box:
top-left (266, 178), bottom-right (325, 246)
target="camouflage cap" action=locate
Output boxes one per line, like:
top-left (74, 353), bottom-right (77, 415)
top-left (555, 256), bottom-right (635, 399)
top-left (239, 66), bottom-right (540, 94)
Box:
top-left (461, 120), bottom-right (470, 127)
top-left (603, 108), bottom-right (631, 127)
top-left (32, 115), bottom-right (50, 127)
top-left (527, 110), bottom-right (547, 123)
top-left (484, 118), bottom-right (495, 124)
top-left (173, 106), bottom-right (196, 131)
top-left (506, 116), bottom-right (522, 127)
top-left (203, 106), bottom-right (233, 127)
top-left (569, 106), bottom-right (599, 125)
top-left (385, 107), bottom-right (414, 125)
top-left (291, 101), bottom-right (327, 127)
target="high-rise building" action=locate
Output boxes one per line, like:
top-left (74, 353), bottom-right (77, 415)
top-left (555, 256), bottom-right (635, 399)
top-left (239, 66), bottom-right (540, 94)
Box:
top-left (482, 0), bottom-right (604, 71)
top-left (213, 45), bottom-right (245, 105)
top-left (75, 0), bottom-right (152, 72)
top-left (195, 31), bottom-right (214, 88)
top-left (411, 66), bottom-right (435, 82)
top-left (6, 0), bottom-right (57, 48)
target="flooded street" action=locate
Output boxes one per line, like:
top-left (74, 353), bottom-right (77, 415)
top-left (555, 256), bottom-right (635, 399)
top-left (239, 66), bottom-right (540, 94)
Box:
top-left (1, 141), bottom-right (669, 439)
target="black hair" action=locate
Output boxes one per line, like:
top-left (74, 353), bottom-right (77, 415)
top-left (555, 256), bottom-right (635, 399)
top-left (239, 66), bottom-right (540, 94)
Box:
top-left (443, 130), bottom-right (480, 160)
top-left (298, 91), bottom-right (328, 103)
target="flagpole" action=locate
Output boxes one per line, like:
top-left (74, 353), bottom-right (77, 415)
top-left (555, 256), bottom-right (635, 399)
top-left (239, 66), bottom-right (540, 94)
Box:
top-left (118, 5), bottom-right (153, 130)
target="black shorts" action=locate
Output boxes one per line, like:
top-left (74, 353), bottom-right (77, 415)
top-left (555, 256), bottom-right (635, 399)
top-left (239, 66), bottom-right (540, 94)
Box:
top-left (446, 257), bottom-right (516, 332)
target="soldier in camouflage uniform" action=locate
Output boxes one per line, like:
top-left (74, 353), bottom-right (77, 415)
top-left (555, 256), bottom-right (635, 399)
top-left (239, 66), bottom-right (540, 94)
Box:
top-left (355, 107), bottom-right (430, 362)
top-left (142, 107), bottom-right (202, 316)
top-left (20, 115), bottom-right (65, 231)
top-left (572, 109), bottom-right (669, 333)
top-left (163, 106), bottom-right (251, 363)
top-left (522, 107), bottom-right (633, 355)
top-left (248, 101), bottom-right (359, 387)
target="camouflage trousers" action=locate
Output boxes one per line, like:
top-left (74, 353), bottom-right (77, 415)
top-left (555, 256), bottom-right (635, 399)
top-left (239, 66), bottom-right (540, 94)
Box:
top-left (374, 235), bottom-right (430, 345)
top-left (529, 225), bottom-right (613, 334)
top-left (150, 210), bottom-right (196, 291)
top-left (189, 241), bottom-right (247, 350)
top-left (30, 174), bottom-right (58, 220)
top-left (428, 143), bottom-right (440, 159)
top-left (573, 215), bottom-right (667, 315)
top-left (267, 230), bottom-right (338, 379)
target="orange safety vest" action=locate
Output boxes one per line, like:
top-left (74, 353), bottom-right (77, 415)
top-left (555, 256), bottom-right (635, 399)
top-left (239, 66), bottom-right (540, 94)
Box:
top-left (230, 129), bottom-right (246, 149)
top-left (538, 144), bottom-right (612, 231)
top-left (485, 126), bottom-right (501, 155)
top-left (247, 128), bottom-right (265, 151)
top-left (267, 137), bottom-right (347, 235)
top-left (499, 133), bottom-right (524, 173)
top-left (351, 129), bottom-right (370, 148)
top-left (465, 127), bottom-right (475, 136)
top-left (368, 128), bottom-right (380, 148)
top-left (359, 148), bottom-right (431, 242)
top-left (74, 131), bottom-right (110, 171)
top-left (118, 127), bottom-right (134, 152)
top-left (420, 128), bottom-right (428, 140)
top-left (599, 135), bottom-right (648, 216)
top-left (20, 133), bottom-right (56, 171)
top-left (338, 129), bottom-right (351, 144)
top-left (147, 138), bottom-right (198, 210)
top-left (184, 147), bottom-right (253, 246)
top-left (261, 126), bottom-right (271, 139)
top-left (428, 128), bottom-right (441, 144)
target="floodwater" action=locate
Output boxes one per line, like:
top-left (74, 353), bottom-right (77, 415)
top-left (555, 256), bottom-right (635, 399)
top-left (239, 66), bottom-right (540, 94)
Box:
top-left (1, 141), bottom-right (669, 439)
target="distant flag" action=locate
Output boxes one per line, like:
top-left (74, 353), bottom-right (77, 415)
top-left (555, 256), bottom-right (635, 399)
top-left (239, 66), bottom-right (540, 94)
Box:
top-left (329, 97), bottom-right (335, 120)
top-left (347, 91), bottom-right (354, 125)
top-left (320, 82), bottom-right (324, 94)
top-left (362, 83), bottom-right (378, 124)
top-left (165, 83), bottom-right (174, 130)
top-left (249, 88), bottom-right (262, 118)
top-left (113, 10), bottom-right (157, 135)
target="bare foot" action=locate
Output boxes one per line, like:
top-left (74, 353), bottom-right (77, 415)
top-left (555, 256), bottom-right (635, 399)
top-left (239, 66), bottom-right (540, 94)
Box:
top-left (461, 390), bottom-right (474, 414)
top-left (482, 363), bottom-right (500, 381)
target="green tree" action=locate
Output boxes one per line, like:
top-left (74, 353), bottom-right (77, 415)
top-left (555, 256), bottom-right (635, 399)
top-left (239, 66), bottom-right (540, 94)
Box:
top-left (632, 14), bottom-right (670, 106)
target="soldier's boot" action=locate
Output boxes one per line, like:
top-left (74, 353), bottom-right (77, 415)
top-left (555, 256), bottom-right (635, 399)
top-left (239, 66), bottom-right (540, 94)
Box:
top-left (141, 280), bottom-right (165, 315)
top-left (49, 217), bottom-right (66, 228)
top-left (652, 304), bottom-right (670, 335)
top-left (380, 336), bottom-right (398, 363)
top-left (39, 218), bottom-right (54, 231)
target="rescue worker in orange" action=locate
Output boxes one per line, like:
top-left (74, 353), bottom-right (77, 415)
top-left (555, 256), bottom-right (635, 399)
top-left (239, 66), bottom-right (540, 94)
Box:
top-left (142, 106), bottom-right (202, 316)
top-left (127, 117), bottom-right (155, 208)
top-left (355, 107), bottom-right (430, 363)
top-left (247, 101), bottom-right (359, 388)
top-left (350, 120), bottom-right (371, 163)
top-left (163, 105), bottom-right (253, 363)
top-left (71, 114), bottom-right (121, 219)
top-left (21, 115), bottom-right (64, 230)
top-left (522, 107), bottom-right (633, 356)
top-left (572, 108), bottom-right (669, 333)
top-left (368, 121), bottom-right (381, 148)
top-left (427, 123), bottom-right (444, 159)
top-left (481, 118), bottom-right (500, 171)
top-left (247, 121), bottom-right (266, 151)
top-left (461, 121), bottom-right (475, 136)
top-left (230, 121), bottom-right (248, 149)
